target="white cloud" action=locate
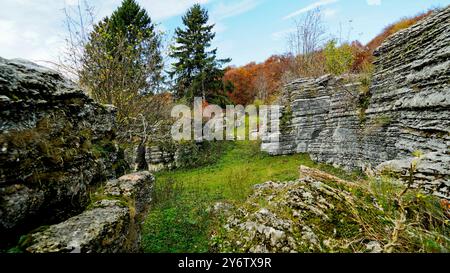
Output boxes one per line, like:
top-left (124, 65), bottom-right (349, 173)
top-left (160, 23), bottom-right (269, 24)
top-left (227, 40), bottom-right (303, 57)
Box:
top-left (208, 0), bottom-right (260, 34)
top-left (0, 0), bottom-right (216, 64)
top-left (64, 0), bottom-right (79, 6)
top-left (211, 0), bottom-right (260, 20)
top-left (0, 0), bottom-right (259, 65)
top-left (283, 0), bottom-right (339, 20)
top-left (213, 21), bottom-right (228, 33)
top-left (0, 20), bottom-right (16, 47)
top-left (0, 1), bottom-right (66, 63)
top-left (93, 0), bottom-right (215, 21)
top-left (367, 0), bottom-right (381, 6)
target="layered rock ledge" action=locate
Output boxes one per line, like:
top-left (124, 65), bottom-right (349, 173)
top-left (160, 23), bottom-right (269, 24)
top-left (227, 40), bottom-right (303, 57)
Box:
top-left (23, 171), bottom-right (154, 253)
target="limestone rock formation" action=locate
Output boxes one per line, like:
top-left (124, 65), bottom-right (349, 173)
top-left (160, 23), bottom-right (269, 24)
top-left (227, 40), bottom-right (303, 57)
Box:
top-left (24, 172), bottom-right (154, 253)
top-left (261, 74), bottom-right (363, 168)
top-left (262, 7), bottom-right (450, 198)
top-left (214, 166), bottom-right (449, 253)
top-left (0, 57), bottom-right (124, 247)
top-left (124, 144), bottom-right (176, 172)
top-left (377, 152), bottom-right (450, 195)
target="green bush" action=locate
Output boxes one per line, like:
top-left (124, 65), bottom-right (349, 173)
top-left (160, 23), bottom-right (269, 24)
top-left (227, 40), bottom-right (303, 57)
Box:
top-left (324, 40), bottom-right (355, 75)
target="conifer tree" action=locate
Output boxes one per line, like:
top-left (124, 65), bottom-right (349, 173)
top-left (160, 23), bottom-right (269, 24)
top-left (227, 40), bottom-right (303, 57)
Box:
top-left (169, 4), bottom-right (230, 104)
top-left (81, 0), bottom-right (164, 103)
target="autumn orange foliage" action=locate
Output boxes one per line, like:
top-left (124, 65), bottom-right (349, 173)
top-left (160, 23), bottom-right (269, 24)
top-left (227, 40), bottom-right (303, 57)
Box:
top-left (223, 9), bottom-right (435, 105)
top-left (224, 55), bottom-right (292, 105)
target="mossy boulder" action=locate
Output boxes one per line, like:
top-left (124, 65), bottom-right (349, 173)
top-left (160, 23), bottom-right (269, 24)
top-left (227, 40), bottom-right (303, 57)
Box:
top-left (0, 57), bottom-right (122, 248)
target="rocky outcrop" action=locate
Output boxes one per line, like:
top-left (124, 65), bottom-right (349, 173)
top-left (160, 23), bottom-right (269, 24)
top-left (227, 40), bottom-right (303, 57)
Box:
top-left (215, 178), bottom-right (364, 253)
top-left (23, 172), bottom-right (154, 253)
top-left (124, 141), bottom-right (221, 172)
top-left (377, 152), bottom-right (450, 194)
top-left (262, 7), bottom-right (450, 198)
top-left (0, 57), bottom-right (126, 247)
top-left (262, 74), bottom-right (364, 169)
top-left (146, 146), bottom-right (176, 172)
top-left (214, 166), bottom-right (449, 253)
top-left (124, 144), bottom-right (176, 172)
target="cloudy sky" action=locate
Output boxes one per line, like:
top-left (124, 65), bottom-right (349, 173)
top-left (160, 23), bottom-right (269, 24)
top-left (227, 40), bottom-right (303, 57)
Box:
top-left (0, 0), bottom-right (449, 66)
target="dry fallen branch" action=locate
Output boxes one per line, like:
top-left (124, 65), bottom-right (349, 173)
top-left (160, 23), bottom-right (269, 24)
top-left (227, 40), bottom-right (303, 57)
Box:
top-left (299, 165), bottom-right (359, 188)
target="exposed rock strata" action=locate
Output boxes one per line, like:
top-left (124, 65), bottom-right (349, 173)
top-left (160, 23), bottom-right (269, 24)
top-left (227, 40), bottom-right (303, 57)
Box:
top-left (262, 7), bottom-right (450, 197)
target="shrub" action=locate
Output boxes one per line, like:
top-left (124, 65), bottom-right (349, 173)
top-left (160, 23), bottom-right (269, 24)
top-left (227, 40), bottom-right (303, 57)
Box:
top-left (324, 40), bottom-right (355, 75)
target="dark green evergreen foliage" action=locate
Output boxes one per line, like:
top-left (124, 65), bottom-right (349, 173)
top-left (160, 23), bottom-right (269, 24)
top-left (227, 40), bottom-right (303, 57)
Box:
top-left (81, 0), bottom-right (164, 100)
top-left (169, 4), bottom-right (231, 104)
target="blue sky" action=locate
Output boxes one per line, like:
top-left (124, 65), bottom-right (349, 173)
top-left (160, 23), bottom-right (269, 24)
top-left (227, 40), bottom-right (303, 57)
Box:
top-left (0, 0), bottom-right (449, 67)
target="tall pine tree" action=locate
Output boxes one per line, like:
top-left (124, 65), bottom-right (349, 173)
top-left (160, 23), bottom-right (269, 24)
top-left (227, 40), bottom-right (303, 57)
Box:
top-left (169, 4), bottom-right (230, 104)
top-left (81, 0), bottom-right (163, 103)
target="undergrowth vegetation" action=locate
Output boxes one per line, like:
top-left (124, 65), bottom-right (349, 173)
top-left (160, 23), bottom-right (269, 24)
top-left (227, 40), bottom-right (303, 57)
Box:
top-left (140, 141), bottom-right (364, 253)
top-left (141, 141), bottom-right (449, 253)
top-left (213, 173), bottom-right (449, 253)
top-left (365, 177), bottom-right (449, 252)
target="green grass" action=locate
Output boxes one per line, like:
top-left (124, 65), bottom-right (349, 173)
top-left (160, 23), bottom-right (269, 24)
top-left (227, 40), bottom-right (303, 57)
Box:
top-left (141, 140), bottom-right (364, 253)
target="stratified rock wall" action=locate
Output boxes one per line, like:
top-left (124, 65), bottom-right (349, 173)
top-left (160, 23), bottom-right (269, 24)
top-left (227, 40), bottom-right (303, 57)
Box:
top-left (364, 6), bottom-right (450, 197)
top-left (262, 75), bottom-right (364, 169)
top-left (0, 58), bottom-right (122, 245)
top-left (262, 7), bottom-right (450, 197)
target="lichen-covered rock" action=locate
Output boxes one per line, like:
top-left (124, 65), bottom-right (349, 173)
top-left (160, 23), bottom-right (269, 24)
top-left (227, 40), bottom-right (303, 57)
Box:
top-left (24, 171), bottom-right (154, 253)
top-left (364, 5), bottom-right (450, 160)
top-left (0, 57), bottom-right (123, 247)
top-left (146, 145), bottom-right (175, 172)
top-left (103, 172), bottom-right (155, 215)
top-left (215, 178), bottom-right (365, 253)
top-left (262, 7), bottom-right (450, 198)
top-left (123, 144), bottom-right (176, 172)
top-left (214, 167), bottom-right (450, 253)
top-left (261, 74), bottom-right (364, 171)
top-left (25, 200), bottom-right (130, 253)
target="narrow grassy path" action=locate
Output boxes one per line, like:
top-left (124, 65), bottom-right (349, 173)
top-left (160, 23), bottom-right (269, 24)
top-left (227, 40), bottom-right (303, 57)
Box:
top-left (141, 141), bottom-right (363, 253)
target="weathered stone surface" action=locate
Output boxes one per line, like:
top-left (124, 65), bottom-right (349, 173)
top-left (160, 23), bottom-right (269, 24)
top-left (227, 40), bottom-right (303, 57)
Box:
top-left (145, 145), bottom-right (176, 172)
top-left (0, 57), bottom-right (122, 246)
top-left (103, 172), bottom-right (155, 215)
top-left (215, 167), bottom-right (449, 253)
top-left (25, 171), bottom-right (154, 253)
top-left (25, 200), bottom-right (130, 253)
top-left (377, 152), bottom-right (450, 199)
top-left (124, 141), bottom-right (216, 172)
top-left (124, 144), bottom-right (176, 172)
top-left (262, 74), bottom-right (364, 170)
top-left (262, 7), bottom-right (450, 197)
top-left (214, 178), bottom-right (365, 253)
